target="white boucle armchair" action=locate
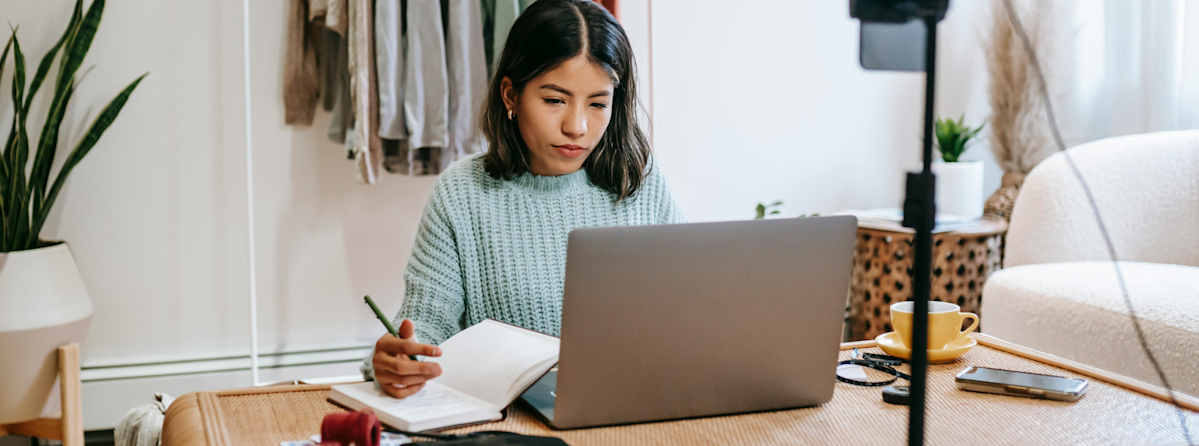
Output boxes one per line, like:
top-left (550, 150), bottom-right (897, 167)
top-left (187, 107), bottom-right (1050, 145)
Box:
top-left (981, 130), bottom-right (1199, 396)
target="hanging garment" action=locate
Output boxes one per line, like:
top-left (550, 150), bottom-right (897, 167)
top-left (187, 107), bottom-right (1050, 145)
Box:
top-left (308, 0), bottom-right (327, 20)
top-left (381, 0), bottom-right (450, 176)
top-left (489, 1), bottom-right (537, 75)
top-left (445, 0), bottom-right (489, 163)
top-left (326, 0), bottom-right (349, 36)
top-left (480, 0), bottom-right (496, 72)
top-left (285, 0), bottom-right (352, 142)
top-left (375, 0), bottom-right (407, 140)
top-left (323, 0), bottom-right (352, 143)
top-left (284, 0), bottom-right (320, 126)
top-left (318, 28), bottom-right (337, 112)
top-left (381, 0), bottom-right (488, 176)
top-left (383, 140), bottom-right (444, 176)
top-left (492, 0), bottom-right (520, 64)
top-left (321, 28), bottom-right (353, 144)
top-left (348, 0), bottom-right (383, 183)
top-left (404, 0), bottom-right (450, 150)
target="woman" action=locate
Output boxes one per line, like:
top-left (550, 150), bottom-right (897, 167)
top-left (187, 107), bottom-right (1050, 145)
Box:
top-left (365, 0), bottom-right (684, 399)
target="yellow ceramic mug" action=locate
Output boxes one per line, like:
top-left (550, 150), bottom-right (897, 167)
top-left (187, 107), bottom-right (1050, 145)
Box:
top-left (890, 301), bottom-right (979, 350)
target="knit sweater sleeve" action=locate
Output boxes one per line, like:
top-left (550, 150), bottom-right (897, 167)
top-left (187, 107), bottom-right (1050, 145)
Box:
top-left (360, 180), bottom-right (467, 381)
top-left (396, 183), bottom-right (468, 346)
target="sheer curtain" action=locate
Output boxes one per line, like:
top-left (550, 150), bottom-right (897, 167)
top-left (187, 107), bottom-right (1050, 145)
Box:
top-left (1060, 0), bottom-right (1199, 145)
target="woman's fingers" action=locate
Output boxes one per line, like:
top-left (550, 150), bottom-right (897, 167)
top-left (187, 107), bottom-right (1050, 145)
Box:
top-left (375, 334), bottom-right (407, 353)
top-left (392, 382), bottom-right (426, 399)
top-left (375, 334), bottom-right (443, 358)
top-left (373, 353), bottom-right (404, 376)
top-left (374, 361), bottom-right (437, 399)
top-left (396, 358), bottom-right (443, 377)
top-left (371, 327), bottom-right (443, 401)
top-left (375, 369), bottom-right (434, 386)
top-left (404, 341), bottom-right (442, 357)
top-left (374, 352), bottom-right (442, 377)
top-left (381, 382), bottom-right (405, 398)
top-left (378, 377), bottom-right (428, 399)
top-left (372, 350), bottom-right (401, 374)
top-left (398, 319), bottom-right (415, 339)
top-left (378, 378), bottom-right (426, 399)
top-left (394, 373), bottom-right (436, 386)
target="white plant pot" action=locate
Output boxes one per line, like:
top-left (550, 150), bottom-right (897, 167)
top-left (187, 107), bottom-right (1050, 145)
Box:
top-left (931, 161), bottom-right (984, 218)
top-left (0, 242), bottom-right (92, 425)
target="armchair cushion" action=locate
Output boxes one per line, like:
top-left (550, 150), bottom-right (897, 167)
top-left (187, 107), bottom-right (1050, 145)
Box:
top-left (982, 261), bottom-right (1199, 396)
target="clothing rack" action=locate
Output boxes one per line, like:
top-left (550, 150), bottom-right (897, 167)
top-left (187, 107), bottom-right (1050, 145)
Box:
top-left (242, 0), bottom-right (263, 386)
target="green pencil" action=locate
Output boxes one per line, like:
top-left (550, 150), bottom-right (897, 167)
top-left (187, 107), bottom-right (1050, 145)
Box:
top-left (364, 295), bottom-right (419, 361)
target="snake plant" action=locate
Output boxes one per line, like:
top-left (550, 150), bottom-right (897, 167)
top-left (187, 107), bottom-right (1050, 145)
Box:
top-left (1, 0), bottom-right (146, 252)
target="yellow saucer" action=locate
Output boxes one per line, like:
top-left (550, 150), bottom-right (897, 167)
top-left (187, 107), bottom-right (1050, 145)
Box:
top-left (875, 332), bottom-right (976, 363)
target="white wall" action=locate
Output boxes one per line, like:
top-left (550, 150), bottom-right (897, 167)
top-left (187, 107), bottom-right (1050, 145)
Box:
top-left (0, 0), bottom-right (447, 363)
top-left (0, 0), bottom-right (999, 430)
top-left (649, 0), bottom-right (999, 222)
top-left (0, 0), bottom-right (435, 429)
top-left (933, 0), bottom-right (1004, 200)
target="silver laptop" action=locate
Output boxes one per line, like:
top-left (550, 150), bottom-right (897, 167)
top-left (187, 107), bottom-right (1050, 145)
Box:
top-left (519, 216), bottom-right (858, 429)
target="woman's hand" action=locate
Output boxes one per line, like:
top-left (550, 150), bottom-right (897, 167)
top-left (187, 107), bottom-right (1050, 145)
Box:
top-left (372, 319), bottom-right (443, 398)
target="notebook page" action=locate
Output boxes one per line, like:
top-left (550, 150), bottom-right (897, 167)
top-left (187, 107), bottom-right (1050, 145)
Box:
top-left (330, 381), bottom-right (497, 432)
top-left (427, 320), bottom-right (560, 408)
top-left (373, 383), bottom-right (491, 423)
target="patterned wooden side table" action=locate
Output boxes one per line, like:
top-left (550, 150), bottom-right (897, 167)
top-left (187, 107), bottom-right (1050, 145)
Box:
top-left (847, 218), bottom-right (1007, 341)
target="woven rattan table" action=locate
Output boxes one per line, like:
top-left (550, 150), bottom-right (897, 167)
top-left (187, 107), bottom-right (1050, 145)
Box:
top-left (162, 334), bottom-right (1199, 446)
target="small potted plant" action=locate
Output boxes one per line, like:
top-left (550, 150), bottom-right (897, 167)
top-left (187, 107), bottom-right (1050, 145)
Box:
top-left (755, 201), bottom-right (784, 219)
top-left (932, 115), bottom-right (986, 218)
top-left (0, 0), bottom-right (145, 424)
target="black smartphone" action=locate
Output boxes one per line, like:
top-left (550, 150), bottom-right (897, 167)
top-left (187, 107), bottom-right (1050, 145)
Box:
top-left (955, 366), bottom-right (1089, 402)
top-left (859, 19), bottom-right (927, 71)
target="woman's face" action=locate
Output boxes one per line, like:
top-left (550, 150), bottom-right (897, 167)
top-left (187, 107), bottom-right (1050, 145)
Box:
top-left (502, 55), bottom-right (615, 176)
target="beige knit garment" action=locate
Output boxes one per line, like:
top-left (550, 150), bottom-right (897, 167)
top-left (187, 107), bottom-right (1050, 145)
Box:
top-left (283, 0), bottom-right (320, 126)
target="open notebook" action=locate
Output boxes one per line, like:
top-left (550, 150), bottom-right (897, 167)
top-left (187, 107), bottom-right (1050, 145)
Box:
top-left (330, 320), bottom-right (560, 432)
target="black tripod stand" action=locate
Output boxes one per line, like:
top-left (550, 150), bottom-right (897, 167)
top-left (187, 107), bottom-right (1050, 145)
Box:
top-left (849, 1), bottom-right (949, 444)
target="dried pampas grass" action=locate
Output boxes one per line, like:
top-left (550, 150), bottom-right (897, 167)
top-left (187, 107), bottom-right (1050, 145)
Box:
top-left (985, 0), bottom-right (1063, 175)
top-left (984, 0), bottom-right (1066, 221)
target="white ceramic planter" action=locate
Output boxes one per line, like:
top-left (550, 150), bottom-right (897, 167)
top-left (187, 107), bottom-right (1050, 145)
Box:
top-left (0, 242), bottom-right (92, 425)
top-left (931, 161), bottom-right (984, 218)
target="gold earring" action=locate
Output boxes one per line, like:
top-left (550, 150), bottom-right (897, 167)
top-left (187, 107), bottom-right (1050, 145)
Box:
top-left (508, 109), bottom-right (515, 121)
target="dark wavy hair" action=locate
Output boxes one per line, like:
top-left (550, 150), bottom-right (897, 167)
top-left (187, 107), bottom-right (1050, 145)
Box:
top-left (480, 0), bottom-right (651, 201)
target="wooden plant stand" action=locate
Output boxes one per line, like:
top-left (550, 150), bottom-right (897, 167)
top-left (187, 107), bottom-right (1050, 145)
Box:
top-left (0, 343), bottom-right (83, 446)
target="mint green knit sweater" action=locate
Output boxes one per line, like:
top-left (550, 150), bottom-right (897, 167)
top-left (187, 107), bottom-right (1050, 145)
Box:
top-left (362, 153), bottom-right (684, 379)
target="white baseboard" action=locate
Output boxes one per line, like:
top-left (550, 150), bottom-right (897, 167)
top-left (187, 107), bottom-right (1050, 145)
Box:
top-left (81, 346), bottom-right (371, 430)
